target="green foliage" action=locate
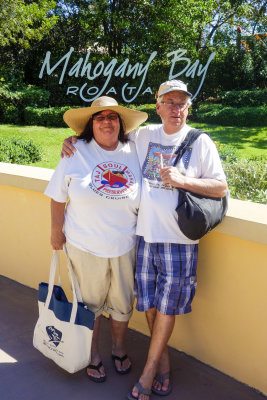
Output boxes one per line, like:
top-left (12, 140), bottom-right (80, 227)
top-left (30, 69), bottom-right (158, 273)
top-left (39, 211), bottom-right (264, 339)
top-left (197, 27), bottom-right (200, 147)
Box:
top-left (0, 0), bottom-right (58, 48)
top-left (214, 142), bottom-right (239, 162)
top-left (193, 104), bottom-right (267, 126)
top-left (214, 137), bottom-right (267, 204)
top-left (76, 0), bottom-right (215, 58)
top-left (0, 82), bottom-right (50, 107)
top-left (24, 106), bottom-right (77, 127)
top-left (0, 137), bottom-right (42, 164)
top-left (220, 90), bottom-right (267, 107)
top-left (215, 142), bottom-right (267, 204)
top-left (128, 104), bottom-right (161, 123)
top-left (0, 105), bottom-right (21, 124)
top-left (1, 0), bottom-right (266, 104)
top-left (214, 140), bottom-right (267, 203)
top-left (223, 157), bottom-right (267, 203)
top-left (0, 83), bottom-right (50, 123)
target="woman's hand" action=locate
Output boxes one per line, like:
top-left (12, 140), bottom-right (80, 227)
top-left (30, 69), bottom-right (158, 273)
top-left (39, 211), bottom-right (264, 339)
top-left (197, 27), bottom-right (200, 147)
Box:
top-left (61, 135), bottom-right (78, 158)
top-left (50, 199), bottom-right (66, 250)
top-left (51, 229), bottom-right (66, 250)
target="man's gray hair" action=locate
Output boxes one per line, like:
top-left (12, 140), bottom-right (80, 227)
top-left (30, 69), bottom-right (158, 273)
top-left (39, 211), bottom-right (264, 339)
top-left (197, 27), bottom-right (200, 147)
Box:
top-left (157, 94), bottom-right (192, 107)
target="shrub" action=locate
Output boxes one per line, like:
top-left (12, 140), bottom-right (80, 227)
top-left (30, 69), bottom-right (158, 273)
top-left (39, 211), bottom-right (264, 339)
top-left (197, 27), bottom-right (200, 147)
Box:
top-left (223, 157), bottom-right (267, 204)
top-left (193, 104), bottom-right (267, 127)
top-left (214, 139), bottom-right (267, 204)
top-left (24, 106), bottom-right (77, 127)
top-left (0, 105), bottom-right (21, 124)
top-left (220, 90), bottom-right (267, 107)
top-left (0, 83), bottom-right (50, 108)
top-left (0, 138), bottom-right (42, 164)
top-left (214, 142), bottom-right (239, 163)
top-left (0, 84), bottom-right (50, 124)
top-left (128, 103), bottom-right (161, 123)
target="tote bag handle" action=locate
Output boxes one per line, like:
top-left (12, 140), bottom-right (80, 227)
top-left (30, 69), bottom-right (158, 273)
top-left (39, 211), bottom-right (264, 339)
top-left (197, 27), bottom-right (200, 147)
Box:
top-left (63, 244), bottom-right (84, 304)
top-left (44, 246), bottom-right (84, 325)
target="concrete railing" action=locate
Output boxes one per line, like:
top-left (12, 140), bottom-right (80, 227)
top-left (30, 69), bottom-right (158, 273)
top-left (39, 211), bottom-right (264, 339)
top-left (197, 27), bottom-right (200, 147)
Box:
top-left (0, 162), bottom-right (266, 396)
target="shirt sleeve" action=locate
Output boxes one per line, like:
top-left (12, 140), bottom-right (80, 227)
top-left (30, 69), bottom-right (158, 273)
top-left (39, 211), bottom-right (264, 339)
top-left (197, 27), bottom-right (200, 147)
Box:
top-left (44, 157), bottom-right (72, 202)
top-left (198, 134), bottom-right (226, 181)
top-left (128, 129), bottom-right (138, 143)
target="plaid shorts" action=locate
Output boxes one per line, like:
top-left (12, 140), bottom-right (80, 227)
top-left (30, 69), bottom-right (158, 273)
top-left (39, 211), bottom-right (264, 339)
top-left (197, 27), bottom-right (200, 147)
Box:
top-left (134, 236), bottom-right (198, 315)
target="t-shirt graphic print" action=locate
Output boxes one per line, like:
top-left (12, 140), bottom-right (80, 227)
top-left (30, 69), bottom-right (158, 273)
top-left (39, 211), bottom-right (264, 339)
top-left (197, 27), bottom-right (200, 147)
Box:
top-left (90, 161), bottom-right (137, 199)
top-left (142, 142), bottom-right (192, 190)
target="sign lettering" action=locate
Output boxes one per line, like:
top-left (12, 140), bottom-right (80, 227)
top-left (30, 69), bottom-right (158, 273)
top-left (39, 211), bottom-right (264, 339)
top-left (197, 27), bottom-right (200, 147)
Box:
top-left (39, 48), bottom-right (216, 102)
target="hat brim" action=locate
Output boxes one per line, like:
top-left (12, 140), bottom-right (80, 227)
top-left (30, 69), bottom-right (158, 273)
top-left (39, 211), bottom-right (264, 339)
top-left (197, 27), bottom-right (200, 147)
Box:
top-left (63, 105), bottom-right (148, 135)
top-left (159, 88), bottom-right (192, 98)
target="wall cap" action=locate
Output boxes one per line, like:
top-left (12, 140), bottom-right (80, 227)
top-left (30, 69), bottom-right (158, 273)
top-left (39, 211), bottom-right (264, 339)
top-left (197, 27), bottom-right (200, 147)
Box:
top-left (0, 162), bottom-right (53, 192)
top-left (1, 162), bottom-right (266, 245)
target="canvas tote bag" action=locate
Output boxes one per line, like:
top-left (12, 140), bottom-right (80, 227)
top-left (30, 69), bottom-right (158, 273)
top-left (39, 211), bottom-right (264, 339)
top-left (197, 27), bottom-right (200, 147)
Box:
top-left (33, 245), bottom-right (95, 373)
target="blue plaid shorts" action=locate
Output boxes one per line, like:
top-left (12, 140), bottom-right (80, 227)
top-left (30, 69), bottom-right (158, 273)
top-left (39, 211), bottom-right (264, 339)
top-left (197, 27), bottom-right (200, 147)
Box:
top-left (134, 236), bottom-right (198, 315)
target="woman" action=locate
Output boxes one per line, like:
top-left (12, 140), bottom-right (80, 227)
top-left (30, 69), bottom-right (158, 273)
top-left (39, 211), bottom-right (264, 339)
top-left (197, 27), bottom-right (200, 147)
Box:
top-left (45, 96), bottom-right (147, 382)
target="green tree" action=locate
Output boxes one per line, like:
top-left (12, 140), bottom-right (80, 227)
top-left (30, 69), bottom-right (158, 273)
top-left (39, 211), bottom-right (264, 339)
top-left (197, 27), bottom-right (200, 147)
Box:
top-left (78, 0), bottom-right (215, 57)
top-left (1, 0), bottom-right (266, 103)
top-left (0, 0), bottom-right (58, 48)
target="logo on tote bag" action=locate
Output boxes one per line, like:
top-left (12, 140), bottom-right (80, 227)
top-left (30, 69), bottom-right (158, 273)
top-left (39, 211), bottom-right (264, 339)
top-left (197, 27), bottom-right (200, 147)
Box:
top-left (46, 326), bottom-right (63, 347)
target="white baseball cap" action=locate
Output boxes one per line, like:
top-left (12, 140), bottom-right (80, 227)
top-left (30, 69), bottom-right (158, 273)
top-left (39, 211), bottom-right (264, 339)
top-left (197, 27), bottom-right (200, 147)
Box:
top-left (157, 80), bottom-right (192, 98)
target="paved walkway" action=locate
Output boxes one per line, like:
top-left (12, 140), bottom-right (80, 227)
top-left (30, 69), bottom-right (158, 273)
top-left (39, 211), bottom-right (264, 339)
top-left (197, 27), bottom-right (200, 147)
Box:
top-left (0, 275), bottom-right (265, 400)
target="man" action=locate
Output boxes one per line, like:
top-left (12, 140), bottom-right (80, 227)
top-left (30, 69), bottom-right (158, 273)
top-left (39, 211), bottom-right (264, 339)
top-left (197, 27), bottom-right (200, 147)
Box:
top-left (62, 80), bottom-right (227, 400)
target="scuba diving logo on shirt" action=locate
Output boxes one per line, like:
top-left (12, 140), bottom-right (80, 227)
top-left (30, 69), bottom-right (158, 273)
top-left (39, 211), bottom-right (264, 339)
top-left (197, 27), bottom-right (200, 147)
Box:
top-left (90, 161), bottom-right (137, 198)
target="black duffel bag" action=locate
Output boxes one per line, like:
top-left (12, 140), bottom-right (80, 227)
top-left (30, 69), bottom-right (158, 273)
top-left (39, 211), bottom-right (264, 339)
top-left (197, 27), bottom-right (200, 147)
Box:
top-left (174, 129), bottom-right (228, 240)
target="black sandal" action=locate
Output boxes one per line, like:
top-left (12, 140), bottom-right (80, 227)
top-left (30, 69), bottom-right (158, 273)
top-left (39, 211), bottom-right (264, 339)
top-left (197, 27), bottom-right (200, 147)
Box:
top-left (152, 372), bottom-right (172, 396)
top-left (111, 354), bottom-right (132, 375)
top-left (86, 361), bottom-right (106, 383)
top-left (127, 381), bottom-right (151, 400)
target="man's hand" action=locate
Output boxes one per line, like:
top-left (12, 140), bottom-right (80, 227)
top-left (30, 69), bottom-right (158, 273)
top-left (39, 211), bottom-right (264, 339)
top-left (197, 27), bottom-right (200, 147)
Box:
top-left (159, 166), bottom-right (185, 187)
top-left (61, 135), bottom-right (78, 158)
top-left (159, 166), bottom-right (228, 197)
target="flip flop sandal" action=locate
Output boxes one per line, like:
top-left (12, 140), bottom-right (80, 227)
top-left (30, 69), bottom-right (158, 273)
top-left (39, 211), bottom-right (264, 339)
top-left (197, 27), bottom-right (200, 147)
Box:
top-left (86, 361), bottom-right (106, 383)
top-left (152, 372), bottom-right (172, 396)
top-left (111, 354), bottom-right (132, 374)
top-left (127, 381), bottom-right (151, 400)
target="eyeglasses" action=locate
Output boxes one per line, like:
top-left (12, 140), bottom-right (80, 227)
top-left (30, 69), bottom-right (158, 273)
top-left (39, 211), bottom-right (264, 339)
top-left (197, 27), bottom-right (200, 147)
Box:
top-left (93, 114), bottom-right (119, 122)
top-left (160, 101), bottom-right (188, 111)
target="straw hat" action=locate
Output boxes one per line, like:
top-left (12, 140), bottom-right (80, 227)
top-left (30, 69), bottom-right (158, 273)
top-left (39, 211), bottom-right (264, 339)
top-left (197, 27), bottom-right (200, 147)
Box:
top-left (63, 96), bottom-right (148, 134)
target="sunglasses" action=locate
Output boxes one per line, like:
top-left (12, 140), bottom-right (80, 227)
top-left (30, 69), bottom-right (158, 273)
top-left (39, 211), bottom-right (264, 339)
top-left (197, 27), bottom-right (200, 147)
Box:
top-left (93, 114), bottom-right (119, 122)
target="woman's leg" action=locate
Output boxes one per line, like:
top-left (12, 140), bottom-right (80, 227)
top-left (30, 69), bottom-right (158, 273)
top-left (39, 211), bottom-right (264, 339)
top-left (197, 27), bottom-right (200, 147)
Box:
top-left (107, 248), bottom-right (135, 372)
top-left (86, 316), bottom-right (106, 379)
top-left (110, 317), bottom-right (131, 372)
top-left (65, 243), bottom-right (110, 379)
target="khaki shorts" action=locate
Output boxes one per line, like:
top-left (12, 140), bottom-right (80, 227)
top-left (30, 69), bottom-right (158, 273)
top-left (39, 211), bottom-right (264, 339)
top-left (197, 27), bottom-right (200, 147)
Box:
top-left (66, 242), bottom-right (135, 322)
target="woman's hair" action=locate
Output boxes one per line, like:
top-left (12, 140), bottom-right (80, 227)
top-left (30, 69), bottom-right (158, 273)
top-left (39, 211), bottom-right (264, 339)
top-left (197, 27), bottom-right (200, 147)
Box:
top-left (78, 112), bottom-right (128, 143)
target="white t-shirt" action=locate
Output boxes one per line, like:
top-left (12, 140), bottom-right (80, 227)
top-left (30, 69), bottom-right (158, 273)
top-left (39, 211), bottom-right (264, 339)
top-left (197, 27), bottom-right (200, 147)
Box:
top-left (44, 139), bottom-right (141, 257)
top-left (129, 124), bottom-right (226, 244)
